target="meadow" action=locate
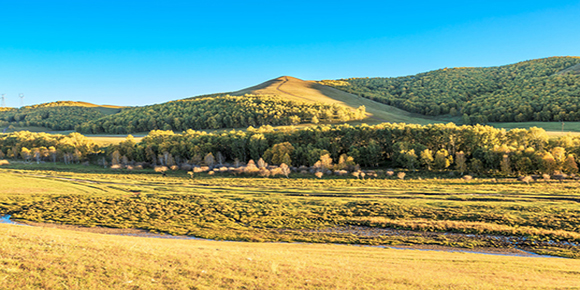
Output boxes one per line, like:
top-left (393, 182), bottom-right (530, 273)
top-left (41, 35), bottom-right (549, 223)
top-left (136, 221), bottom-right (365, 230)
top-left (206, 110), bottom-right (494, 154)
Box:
top-left (2, 161), bottom-right (580, 288)
top-left (2, 222), bottom-right (580, 289)
top-left (1, 163), bottom-right (580, 259)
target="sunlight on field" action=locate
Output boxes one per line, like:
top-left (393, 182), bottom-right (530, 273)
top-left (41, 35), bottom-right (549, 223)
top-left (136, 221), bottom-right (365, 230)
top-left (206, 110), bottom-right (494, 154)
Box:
top-left (1, 223), bottom-right (579, 289)
top-left (86, 135), bottom-right (144, 145)
top-left (490, 121), bottom-right (580, 135)
top-left (0, 172), bottom-right (125, 198)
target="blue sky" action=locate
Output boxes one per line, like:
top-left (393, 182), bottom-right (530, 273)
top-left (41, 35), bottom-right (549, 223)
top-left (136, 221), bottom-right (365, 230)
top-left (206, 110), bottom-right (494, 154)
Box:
top-left (1, 0), bottom-right (579, 106)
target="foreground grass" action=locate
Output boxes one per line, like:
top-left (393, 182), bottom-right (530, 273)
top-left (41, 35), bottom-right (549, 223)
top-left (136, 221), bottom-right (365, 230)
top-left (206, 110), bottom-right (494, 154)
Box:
top-left (1, 164), bottom-right (580, 259)
top-left (1, 223), bottom-right (579, 290)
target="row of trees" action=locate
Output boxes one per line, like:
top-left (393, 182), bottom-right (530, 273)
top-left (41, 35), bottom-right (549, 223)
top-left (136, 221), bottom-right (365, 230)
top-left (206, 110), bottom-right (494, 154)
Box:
top-left (324, 57), bottom-right (580, 123)
top-left (76, 95), bottom-right (366, 134)
top-left (3, 123), bottom-right (580, 176)
top-left (101, 123), bottom-right (580, 176)
top-left (0, 131), bottom-right (99, 163)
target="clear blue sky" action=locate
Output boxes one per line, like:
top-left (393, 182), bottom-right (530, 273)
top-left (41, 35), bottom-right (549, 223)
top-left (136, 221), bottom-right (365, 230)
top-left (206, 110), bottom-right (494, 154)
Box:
top-left (1, 0), bottom-right (579, 107)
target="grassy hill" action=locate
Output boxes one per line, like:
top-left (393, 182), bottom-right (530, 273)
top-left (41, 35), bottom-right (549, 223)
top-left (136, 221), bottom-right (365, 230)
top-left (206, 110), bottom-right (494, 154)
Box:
top-left (234, 76), bottom-right (445, 125)
top-left (324, 57), bottom-right (580, 124)
top-left (4, 57), bottom-right (580, 136)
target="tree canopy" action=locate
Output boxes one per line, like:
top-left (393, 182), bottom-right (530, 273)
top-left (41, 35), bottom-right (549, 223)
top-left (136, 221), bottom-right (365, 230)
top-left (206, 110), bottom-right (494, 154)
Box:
top-left (76, 94), bottom-right (365, 134)
top-left (0, 102), bottom-right (117, 131)
top-left (322, 57), bottom-right (580, 123)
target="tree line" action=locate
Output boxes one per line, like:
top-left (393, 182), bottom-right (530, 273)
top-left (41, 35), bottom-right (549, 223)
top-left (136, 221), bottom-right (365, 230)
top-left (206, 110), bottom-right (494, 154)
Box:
top-left (105, 123), bottom-right (579, 176)
top-left (0, 131), bottom-right (99, 163)
top-left (76, 94), bottom-right (366, 134)
top-left (322, 57), bottom-right (580, 123)
top-left (2, 123), bottom-right (579, 176)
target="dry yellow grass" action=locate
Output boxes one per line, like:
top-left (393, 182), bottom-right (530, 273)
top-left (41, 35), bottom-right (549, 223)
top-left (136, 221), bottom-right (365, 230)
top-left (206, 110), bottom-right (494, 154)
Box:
top-left (1, 223), bottom-right (580, 289)
top-left (86, 136), bottom-right (144, 146)
top-left (233, 76), bottom-right (444, 125)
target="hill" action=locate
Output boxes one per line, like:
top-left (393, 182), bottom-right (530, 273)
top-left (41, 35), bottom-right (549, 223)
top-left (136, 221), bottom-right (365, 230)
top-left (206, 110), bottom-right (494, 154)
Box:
top-left (323, 56), bottom-right (580, 124)
top-left (76, 94), bottom-right (365, 134)
top-left (233, 76), bottom-right (444, 124)
top-left (0, 101), bottom-right (124, 131)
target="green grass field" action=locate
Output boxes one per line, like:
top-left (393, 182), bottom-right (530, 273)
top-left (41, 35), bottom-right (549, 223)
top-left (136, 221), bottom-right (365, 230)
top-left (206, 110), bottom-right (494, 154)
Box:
top-left (490, 121), bottom-right (580, 136)
top-left (2, 163), bottom-right (580, 288)
top-left (2, 163), bottom-right (580, 257)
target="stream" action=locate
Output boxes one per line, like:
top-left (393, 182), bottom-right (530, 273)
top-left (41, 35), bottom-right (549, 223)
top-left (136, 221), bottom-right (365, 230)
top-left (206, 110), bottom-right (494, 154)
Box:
top-left (0, 215), bottom-right (569, 259)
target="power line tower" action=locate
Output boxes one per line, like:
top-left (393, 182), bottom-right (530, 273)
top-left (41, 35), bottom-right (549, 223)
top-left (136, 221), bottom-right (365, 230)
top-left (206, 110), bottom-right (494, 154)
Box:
top-left (1, 94), bottom-right (5, 107)
top-left (19, 93), bottom-right (24, 107)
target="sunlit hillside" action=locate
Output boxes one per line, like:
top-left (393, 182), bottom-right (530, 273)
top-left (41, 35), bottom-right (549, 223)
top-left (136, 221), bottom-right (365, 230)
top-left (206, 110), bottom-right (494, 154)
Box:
top-left (23, 101), bottom-right (125, 115)
top-left (233, 76), bottom-right (445, 125)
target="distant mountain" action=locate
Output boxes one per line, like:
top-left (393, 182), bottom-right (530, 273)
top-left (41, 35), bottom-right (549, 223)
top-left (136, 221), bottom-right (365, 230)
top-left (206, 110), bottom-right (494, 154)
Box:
top-left (323, 56), bottom-right (580, 123)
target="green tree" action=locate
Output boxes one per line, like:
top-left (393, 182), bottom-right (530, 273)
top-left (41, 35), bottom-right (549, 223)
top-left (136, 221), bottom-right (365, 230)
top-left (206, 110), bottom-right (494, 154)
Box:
top-left (420, 149), bottom-right (434, 170)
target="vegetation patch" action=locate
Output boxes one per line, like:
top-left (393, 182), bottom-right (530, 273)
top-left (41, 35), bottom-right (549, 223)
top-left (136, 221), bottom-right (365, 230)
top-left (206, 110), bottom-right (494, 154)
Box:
top-left (325, 57), bottom-right (580, 123)
top-left (2, 169), bottom-right (580, 258)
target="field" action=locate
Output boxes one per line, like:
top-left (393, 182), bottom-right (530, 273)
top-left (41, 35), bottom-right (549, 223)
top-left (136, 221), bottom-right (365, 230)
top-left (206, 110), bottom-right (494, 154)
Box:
top-left (2, 223), bottom-right (580, 289)
top-left (2, 163), bottom-right (580, 253)
top-left (1, 164), bottom-right (580, 288)
top-left (84, 135), bottom-right (144, 146)
top-left (490, 121), bottom-right (580, 136)
top-left (2, 147), bottom-right (580, 287)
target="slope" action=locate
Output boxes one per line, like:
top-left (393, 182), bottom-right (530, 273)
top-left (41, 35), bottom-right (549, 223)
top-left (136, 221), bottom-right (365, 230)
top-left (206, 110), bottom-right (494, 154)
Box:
top-left (233, 76), bottom-right (444, 125)
top-left (76, 94), bottom-right (364, 134)
top-left (325, 56), bottom-right (580, 123)
top-left (555, 63), bottom-right (580, 75)
top-left (0, 101), bottom-right (124, 132)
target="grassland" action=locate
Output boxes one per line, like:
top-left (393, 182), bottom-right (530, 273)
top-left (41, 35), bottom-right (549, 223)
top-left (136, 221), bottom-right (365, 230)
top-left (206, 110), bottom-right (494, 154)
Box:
top-left (489, 121), bottom-right (580, 135)
top-left (2, 162), bottom-right (580, 288)
top-left (85, 135), bottom-right (144, 146)
top-left (1, 163), bottom-right (580, 258)
top-left (2, 223), bottom-right (580, 289)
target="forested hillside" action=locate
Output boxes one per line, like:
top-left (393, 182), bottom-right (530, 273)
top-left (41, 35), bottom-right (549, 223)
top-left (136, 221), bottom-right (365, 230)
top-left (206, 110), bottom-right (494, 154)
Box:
top-left (0, 101), bottom-right (122, 131)
top-left (323, 57), bottom-right (580, 123)
top-left (76, 94), bottom-right (366, 134)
